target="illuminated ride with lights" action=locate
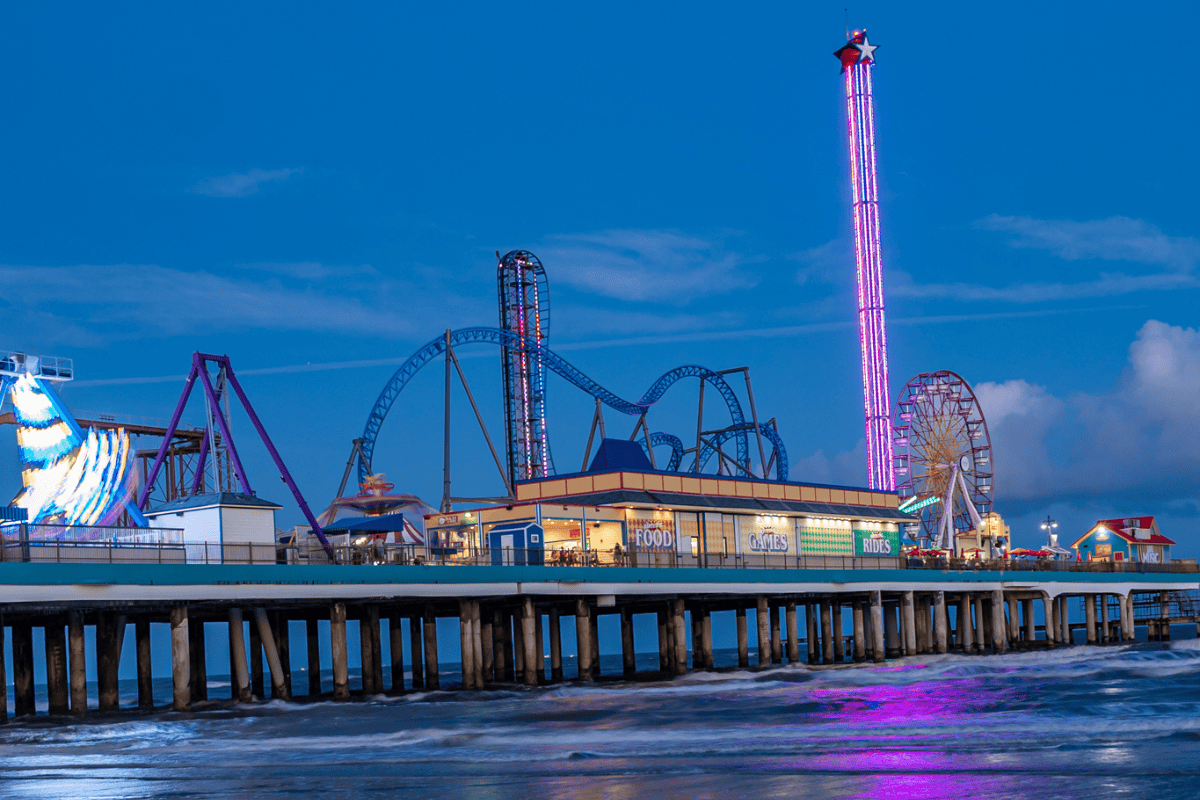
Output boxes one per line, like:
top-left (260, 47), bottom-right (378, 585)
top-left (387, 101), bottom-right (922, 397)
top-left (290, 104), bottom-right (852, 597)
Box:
top-left (497, 250), bottom-right (553, 487)
top-left (891, 371), bottom-right (994, 549)
top-left (1, 351), bottom-right (147, 528)
top-left (835, 29), bottom-right (894, 492)
top-left (355, 251), bottom-right (790, 500)
top-left (318, 472), bottom-right (435, 529)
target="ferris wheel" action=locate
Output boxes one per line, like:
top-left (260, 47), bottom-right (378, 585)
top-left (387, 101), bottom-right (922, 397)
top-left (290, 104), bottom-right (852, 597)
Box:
top-left (892, 371), bottom-right (994, 549)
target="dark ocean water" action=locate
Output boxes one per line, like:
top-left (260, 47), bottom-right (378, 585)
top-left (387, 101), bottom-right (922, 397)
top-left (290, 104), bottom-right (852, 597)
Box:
top-left (3, 639), bottom-right (1200, 800)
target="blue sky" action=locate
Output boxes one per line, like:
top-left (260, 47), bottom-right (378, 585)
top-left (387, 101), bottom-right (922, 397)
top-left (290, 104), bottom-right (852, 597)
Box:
top-left (2, 1), bottom-right (1199, 552)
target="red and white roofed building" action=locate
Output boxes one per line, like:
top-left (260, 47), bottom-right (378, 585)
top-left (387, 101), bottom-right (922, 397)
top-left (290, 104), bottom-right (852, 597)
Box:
top-left (1071, 516), bottom-right (1174, 564)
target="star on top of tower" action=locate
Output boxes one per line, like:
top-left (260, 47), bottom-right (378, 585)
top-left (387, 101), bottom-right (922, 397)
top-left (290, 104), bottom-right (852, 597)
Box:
top-left (833, 30), bottom-right (880, 71)
top-left (854, 34), bottom-right (877, 63)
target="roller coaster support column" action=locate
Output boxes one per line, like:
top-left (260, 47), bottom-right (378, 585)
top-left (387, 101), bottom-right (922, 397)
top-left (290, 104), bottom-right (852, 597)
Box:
top-left (447, 340), bottom-right (513, 502)
top-left (441, 330), bottom-right (452, 513)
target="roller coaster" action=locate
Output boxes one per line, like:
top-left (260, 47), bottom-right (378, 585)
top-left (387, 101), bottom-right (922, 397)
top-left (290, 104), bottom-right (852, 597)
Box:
top-left (351, 251), bottom-right (790, 507)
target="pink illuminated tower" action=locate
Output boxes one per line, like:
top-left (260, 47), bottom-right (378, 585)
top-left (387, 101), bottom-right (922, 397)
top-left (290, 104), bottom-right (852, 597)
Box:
top-left (834, 29), bottom-right (894, 491)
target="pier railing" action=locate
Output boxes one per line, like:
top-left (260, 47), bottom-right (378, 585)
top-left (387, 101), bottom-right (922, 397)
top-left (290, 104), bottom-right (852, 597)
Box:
top-left (280, 543), bottom-right (1200, 574)
top-left (2, 532), bottom-right (1197, 573)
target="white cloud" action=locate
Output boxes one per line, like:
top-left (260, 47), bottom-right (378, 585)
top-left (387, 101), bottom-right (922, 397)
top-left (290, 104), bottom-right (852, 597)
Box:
top-left (788, 439), bottom-right (867, 486)
top-left (0, 262), bottom-right (491, 346)
top-left (976, 215), bottom-right (1200, 271)
top-left (791, 238), bottom-right (853, 288)
top-left (975, 320), bottom-right (1200, 504)
top-left (190, 167), bottom-right (303, 198)
top-left (885, 215), bottom-right (1200, 304)
top-left (538, 229), bottom-right (759, 303)
top-left (238, 262), bottom-right (379, 281)
top-left (893, 270), bottom-right (1200, 303)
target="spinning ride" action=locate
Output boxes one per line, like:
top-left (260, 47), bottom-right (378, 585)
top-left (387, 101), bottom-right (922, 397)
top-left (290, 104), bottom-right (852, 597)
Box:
top-left (892, 371), bottom-right (993, 548)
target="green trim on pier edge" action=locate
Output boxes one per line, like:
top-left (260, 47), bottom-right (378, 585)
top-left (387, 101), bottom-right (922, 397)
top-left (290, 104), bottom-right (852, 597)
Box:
top-left (0, 563), bottom-right (1193, 587)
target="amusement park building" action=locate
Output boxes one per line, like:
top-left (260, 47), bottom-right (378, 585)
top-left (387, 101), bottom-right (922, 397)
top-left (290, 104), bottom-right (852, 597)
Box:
top-left (425, 464), bottom-right (912, 567)
top-left (1072, 516), bottom-right (1175, 564)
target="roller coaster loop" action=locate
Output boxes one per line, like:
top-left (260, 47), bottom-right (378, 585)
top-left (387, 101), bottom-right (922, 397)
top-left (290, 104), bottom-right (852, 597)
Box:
top-left (359, 326), bottom-right (788, 484)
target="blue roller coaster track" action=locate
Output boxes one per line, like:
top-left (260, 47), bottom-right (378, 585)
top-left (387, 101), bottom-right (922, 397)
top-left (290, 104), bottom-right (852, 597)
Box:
top-left (358, 326), bottom-right (788, 485)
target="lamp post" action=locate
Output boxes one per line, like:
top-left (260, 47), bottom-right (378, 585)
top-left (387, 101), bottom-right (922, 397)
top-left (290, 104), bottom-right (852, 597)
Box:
top-left (1040, 516), bottom-right (1058, 550)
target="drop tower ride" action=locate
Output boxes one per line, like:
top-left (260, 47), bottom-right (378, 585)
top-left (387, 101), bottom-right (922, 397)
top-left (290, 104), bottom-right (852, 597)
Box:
top-left (835, 29), bottom-right (894, 491)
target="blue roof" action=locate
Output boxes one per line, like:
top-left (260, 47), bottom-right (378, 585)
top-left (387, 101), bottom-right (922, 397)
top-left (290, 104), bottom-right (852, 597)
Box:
top-left (322, 513), bottom-right (410, 534)
top-left (146, 492), bottom-right (282, 515)
top-left (587, 438), bottom-right (653, 473)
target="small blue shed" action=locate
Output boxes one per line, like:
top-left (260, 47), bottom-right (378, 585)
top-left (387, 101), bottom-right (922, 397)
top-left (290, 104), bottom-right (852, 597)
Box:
top-left (488, 520), bottom-right (544, 566)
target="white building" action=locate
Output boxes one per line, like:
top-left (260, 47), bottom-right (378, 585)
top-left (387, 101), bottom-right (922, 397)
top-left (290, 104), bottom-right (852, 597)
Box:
top-left (144, 492), bottom-right (281, 564)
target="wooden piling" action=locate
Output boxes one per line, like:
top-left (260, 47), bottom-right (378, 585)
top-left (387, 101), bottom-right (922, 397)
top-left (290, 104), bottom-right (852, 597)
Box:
top-left (590, 611), bottom-right (601, 677)
top-left (755, 596), bottom-right (770, 666)
top-left (276, 615), bottom-right (292, 696)
top-left (388, 618), bottom-right (408, 690)
top-left (68, 610), bottom-right (88, 714)
top-left (249, 618), bottom-right (264, 698)
top-left (700, 607), bottom-right (714, 670)
top-left (522, 597), bottom-right (539, 687)
top-left (769, 604), bottom-right (782, 664)
top-left (533, 606), bottom-right (544, 684)
top-left (853, 601), bottom-right (867, 661)
top-left (330, 602), bottom-right (350, 701)
top-left (621, 607), bottom-right (636, 677)
top-left (473, 602), bottom-right (486, 687)
top-left (820, 600), bottom-right (834, 663)
top-left (253, 609), bottom-right (289, 700)
top-left (411, 612), bottom-right (426, 688)
top-left (96, 614), bottom-right (121, 712)
top-left (549, 607), bottom-right (563, 683)
top-left (423, 606), bottom-right (440, 690)
top-left (832, 601), bottom-right (845, 663)
top-left (1023, 598), bottom-right (1036, 645)
top-left (513, 608), bottom-right (526, 681)
top-left (672, 599), bottom-right (687, 676)
top-left (45, 619), bottom-right (69, 715)
top-left (169, 606), bottom-right (190, 711)
top-left (806, 603), bottom-right (818, 664)
top-left (736, 606), bottom-right (749, 667)
top-left (229, 609), bottom-right (251, 702)
top-left (870, 592), bottom-right (885, 663)
top-left (897, 594), bottom-right (912, 657)
top-left (934, 592), bottom-right (948, 654)
top-left (190, 619), bottom-right (208, 702)
top-left (0, 616), bottom-right (6, 721)
top-left (459, 600), bottom-right (475, 690)
top-left (130, 619), bottom-right (151, 709)
top-left (785, 602), bottom-right (800, 664)
top-left (575, 599), bottom-right (593, 680)
top-left (1042, 593), bottom-right (1057, 650)
top-left (958, 595), bottom-right (973, 653)
top-left (366, 607), bottom-right (382, 693)
top-left (308, 616), bottom-right (323, 696)
top-left (1085, 594), bottom-right (1098, 644)
top-left (481, 606), bottom-right (495, 685)
top-left (657, 608), bottom-right (670, 671)
top-left (360, 611), bottom-right (377, 695)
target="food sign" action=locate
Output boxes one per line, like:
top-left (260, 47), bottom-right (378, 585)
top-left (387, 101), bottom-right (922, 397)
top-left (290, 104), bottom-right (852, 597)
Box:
top-left (629, 517), bottom-right (675, 550)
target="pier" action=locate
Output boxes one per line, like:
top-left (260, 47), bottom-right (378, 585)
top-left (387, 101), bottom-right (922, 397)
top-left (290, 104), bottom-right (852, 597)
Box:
top-left (1, 556), bottom-right (1195, 718)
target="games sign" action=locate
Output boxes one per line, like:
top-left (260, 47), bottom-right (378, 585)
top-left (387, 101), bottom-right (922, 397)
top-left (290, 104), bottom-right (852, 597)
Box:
top-left (747, 527), bottom-right (790, 553)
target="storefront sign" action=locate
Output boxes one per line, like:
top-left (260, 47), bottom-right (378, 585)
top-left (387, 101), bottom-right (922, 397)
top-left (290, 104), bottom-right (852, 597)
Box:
top-left (747, 529), bottom-right (789, 553)
top-left (630, 517), bottom-right (675, 550)
top-left (854, 528), bottom-right (900, 557)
